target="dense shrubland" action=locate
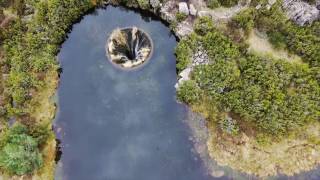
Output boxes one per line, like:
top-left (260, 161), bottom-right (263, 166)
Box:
top-left (177, 17), bottom-right (320, 137)
top-left (0, 0), bottom-right (100, 176)
top-left (230, 2), bottom-right (320, 67)
top-left (207, 0), bottom-right (239, 9)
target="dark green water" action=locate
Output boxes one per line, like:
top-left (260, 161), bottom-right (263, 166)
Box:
top-left (54, 6), bottom-right (320, 180)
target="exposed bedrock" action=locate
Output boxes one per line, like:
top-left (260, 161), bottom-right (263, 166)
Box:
top-left (283, 0), bottom-right (320, 26)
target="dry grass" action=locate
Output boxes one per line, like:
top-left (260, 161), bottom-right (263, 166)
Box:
top-left (247, 29), bottom-right (303, 64)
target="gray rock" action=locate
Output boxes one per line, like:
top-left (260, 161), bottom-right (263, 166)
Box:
top-left (175, 67), bottom-right (193, 89)
top-left (316, 0), bottom-right (320, 9)
top-left (198, 10), bottom-right (212, 17)
top-left (160, 1), bottom-right (177, 22)
top-left (150, 0), bottom-right (161, 9)
top-left (176, 20), bottom-right (193, 38)
top-left (268, 0), bottom-right (277, 5)
top-left (283, 0), bottom-right (320, 26)
top-left (179, 2), bottom-right (189, 15)
top-left (189, 4), bottom-right (197, 16)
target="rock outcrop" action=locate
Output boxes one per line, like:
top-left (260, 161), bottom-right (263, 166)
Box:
top-left (175, 46), bottom-right (209, 89)
top-left (176, 20), bottom-right (193, 38)
top-left (179, 2), bottom-right (189, 15)
top-left (283, 0), bottom-right (320, 26)
top-left (160, 1), bottom-right (177, 22)
top-left (150, 0), bottom-right (161, 9)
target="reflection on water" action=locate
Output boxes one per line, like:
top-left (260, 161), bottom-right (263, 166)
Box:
top-left (54, 6), bottom-right (320, 180)
top-left (54, 6), bottom-right (212, 180)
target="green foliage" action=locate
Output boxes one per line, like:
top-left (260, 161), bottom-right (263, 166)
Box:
top-left (137, 0), bottom-right (149, 9)
top-left (254, 4), bottom-right (320, 67)
top-left (193, 59), bottom-right (240, 102)
top-left (219, 116), bottom-right (239, 135)
top-left (194, 17), bottom-right (215, 36)
top-left (2, 0), bottom-right (96, 118)
top-left (177, 80), bottom-right (202, 104)
top-left (175, 38), bottom-right (192, 72)
top-left (218, 0), bottom-right (238, 7)
top-left (178, 17), bottom-right (320, 137)
top-left (230, 8), bottom-right (255, 33)
top-left (207, 0), bottom-right (220, 9)
top-left (0, 123), bottom-right (42, 175)
top-left (176, 12), bottom-right (188, 22)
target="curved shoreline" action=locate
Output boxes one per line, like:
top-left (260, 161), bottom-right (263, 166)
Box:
top-left (2, 0), bottom-right (319, 179)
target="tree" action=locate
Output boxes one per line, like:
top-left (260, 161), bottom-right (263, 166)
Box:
top-left (0, 123), bottom-right (43, 175)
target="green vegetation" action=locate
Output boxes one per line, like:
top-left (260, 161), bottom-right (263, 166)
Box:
top-left (137, 0), bottom-right (149, 9)
top-left (230, 2), bottom-right (320, 67)
top-left (177, 17), bottom-right (320, 137)
top-left (0, 0), bottom-right (100, 177)
top-left (207, 0), bottom-right (238, 8)
top-left (176, 12), bottom-right (188, 22)
top-left (0, 123), bottom-right (42, 175)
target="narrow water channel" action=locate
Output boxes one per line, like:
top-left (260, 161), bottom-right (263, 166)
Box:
top-left (54, 6), bottom-right (213, 180)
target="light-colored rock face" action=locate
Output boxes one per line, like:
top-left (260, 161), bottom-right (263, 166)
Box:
top-left (189, 4), bottom-right (197, 16)
top-left (150, 0), bottom-right (161, 9)
top-left (176, 20), bottom-right (193, 38)
top-left (160, 1), bottom-right (177, 22)
top-left (179, 2), bottom-right (189, 15)
top-left (283, 0), bottom-right (320, 26)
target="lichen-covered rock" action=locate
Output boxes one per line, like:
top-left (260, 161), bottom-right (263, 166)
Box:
top-left (283, 0), bottom-right (320, 26)
top-left (176, 20), bottom-right (193, 38)
top-left (198, 10), bottom-right (212, 17)
top-left (160, 1), bottom-right (177, 22)
top-left (179, 2), bottom-right (189, 15)
top-left (150, 0), bottom-right (161, 9)
top-left (189, 4), bottom-right (197, 16)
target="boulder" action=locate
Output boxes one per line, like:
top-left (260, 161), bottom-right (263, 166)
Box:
top-left (160, 1), bottom-right (177, 22)
top-left (176, 21), bottom-right (193, 38)
top-left (179, 2), bottom-right (189, 15)
top-left (268, 0), bottom-right (277, 6)
top-left (150, 0), bottom-right (161, 9)
top-left (283, 0), bottom-right (320, 26)
top-left (189, 4), bottom-right (197, 16)
top-left (198, 10), bottom-right (212, 17)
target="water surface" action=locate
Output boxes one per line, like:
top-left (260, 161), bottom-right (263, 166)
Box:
top-left (54, 6), bottom-right (320, 180)
top-left (55, 6), bottom-right (213, 180)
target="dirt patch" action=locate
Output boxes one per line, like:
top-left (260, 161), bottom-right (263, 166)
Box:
top-left (247, 29), bottom-right (303, 63)
top-left (207, 123), bottom-right (320, 177)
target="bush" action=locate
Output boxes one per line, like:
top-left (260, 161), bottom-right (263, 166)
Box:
top-left (194, 17), bottom-right (215, 36)
top-left (207, 0), bottom-right (220, 9)
top-left (177, 80), bottom-right (202, 104)
top-left (175, 39), bottom-right (192, 72)
top-left (219, 116), bottom-right (239, 135)
top-left (137, 0), bottom-right (149, 9)
top-left (230, 8), bottom-right (255, 33)
top-left (176, 12), bottom-right (188, 22)
top-left (0, 124), bottom-right (43, 175)
top-left (218, 0), bottom-right (238, 7)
